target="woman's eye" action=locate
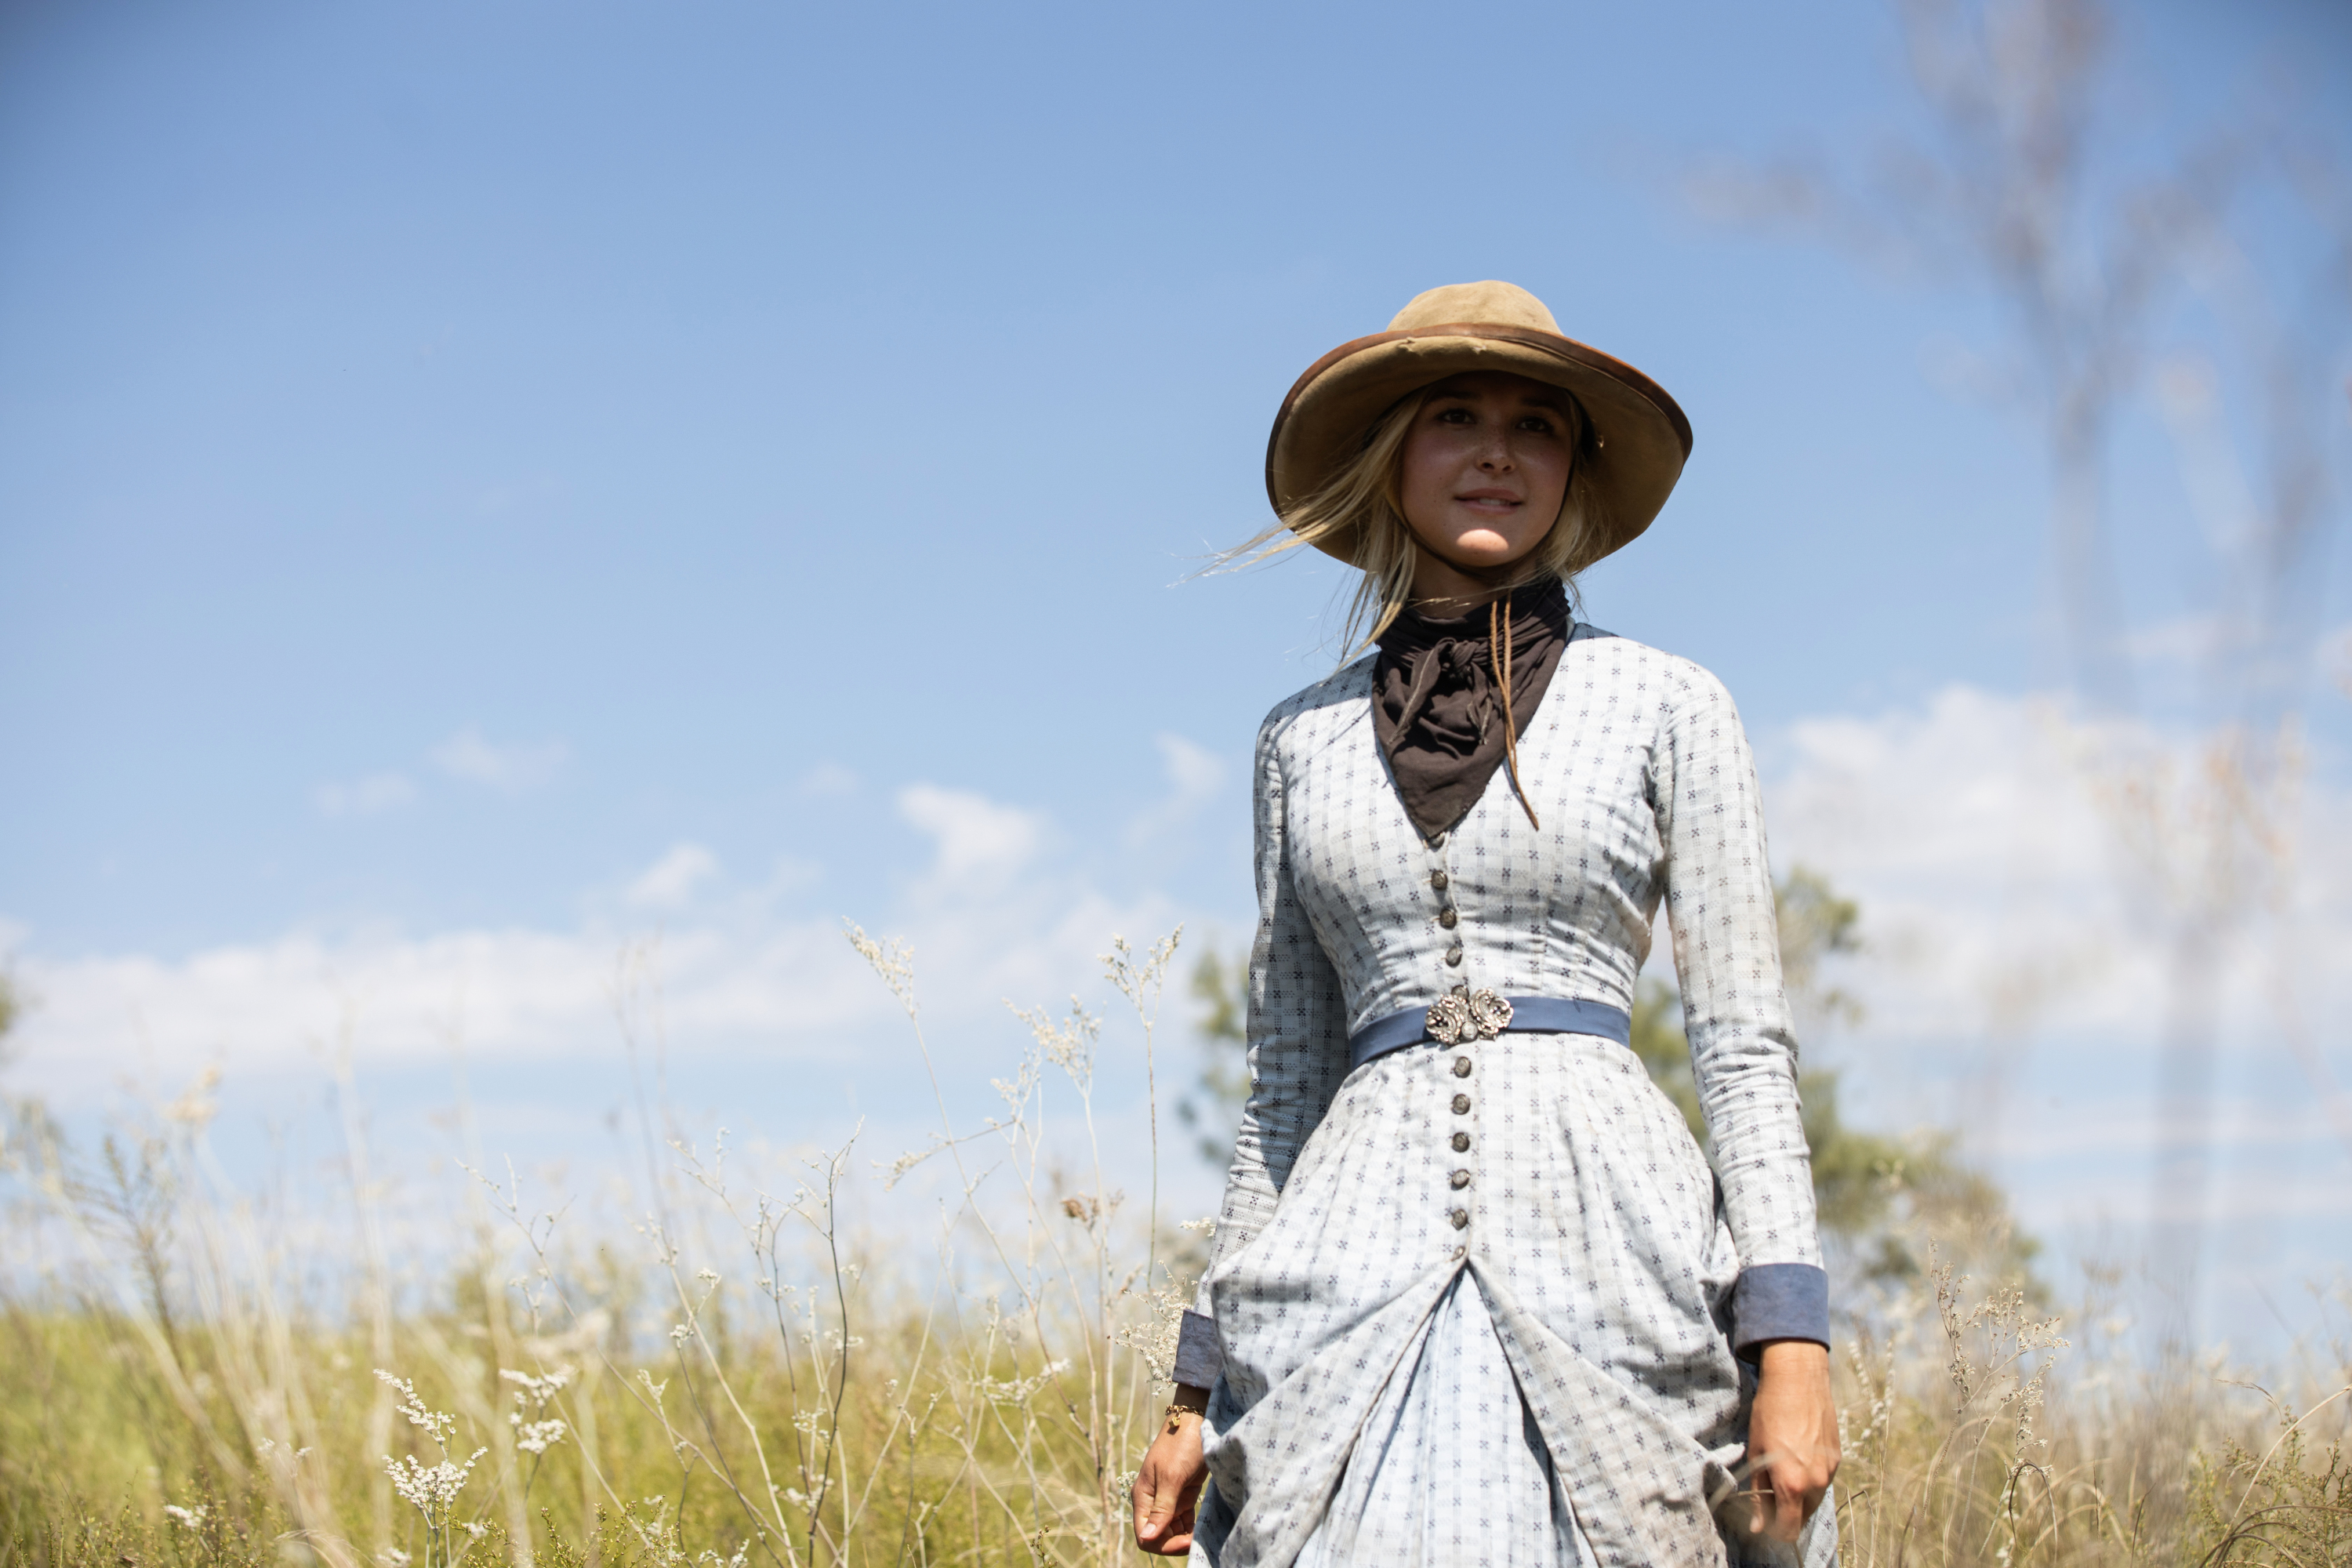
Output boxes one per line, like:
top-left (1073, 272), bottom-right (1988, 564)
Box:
top-left (1519, 416), bottom-right (1555, 434)
top-left (1436, 407), bottom-right (1473, 424)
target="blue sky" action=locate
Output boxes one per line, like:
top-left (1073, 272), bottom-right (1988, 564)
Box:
top-left (4, 0), bottom-right (2350, 1347)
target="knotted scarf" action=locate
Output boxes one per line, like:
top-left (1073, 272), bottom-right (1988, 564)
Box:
top-left (1371, 580), bottom-right (1570, 841)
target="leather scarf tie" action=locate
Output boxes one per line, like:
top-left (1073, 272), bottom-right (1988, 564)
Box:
top-left (1371, 579), bottom-right (1570, 841)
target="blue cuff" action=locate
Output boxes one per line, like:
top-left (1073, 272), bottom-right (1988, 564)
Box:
top-left (1172, 1308), bottom-right (1222, 1388)
top-left (1730, 1263), bottom-right (1830, 1360)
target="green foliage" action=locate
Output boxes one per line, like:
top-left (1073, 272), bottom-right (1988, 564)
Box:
top-left (2189, 1414), bottom-right (2352, 1566)
top-left (1628, 979), bottom-right (1704, 1138)
top-left (1174, 948), bottom-right (1250, 1167)
top-left (1775, 866), bottom-right (1862, 1028)
top-left (1637, 866), bottom-right (2041, 1289)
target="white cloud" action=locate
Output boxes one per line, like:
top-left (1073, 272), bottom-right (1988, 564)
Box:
top-left (1127, 734), bottom-right (1229, 847)
top-left (314, 773), bottom-right (417, 818)
top-left (627, 843), bottom-right (720, 910)
top-left (433, 728), bottom-right (568, 793)
top-left (897, 784), bottom-right (1043, 885)
top-left (5, 784), bottom-right (1169, 1116)
top-left (1766, 684), bottom-right (2352, 1044)
top-left (1157, 735), bottom-right (1225, 801)
top-left (4, 919), bottom-right (869, 1108)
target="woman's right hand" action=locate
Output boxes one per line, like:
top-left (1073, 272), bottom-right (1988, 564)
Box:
top-left (1132, 1408), bottom-right (1208, 1556)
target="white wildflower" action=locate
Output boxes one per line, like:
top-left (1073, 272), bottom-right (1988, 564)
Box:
top-left (380, 1551), bottom-right (412, 1568)
top-left (384, 1448), bottom-right (488, 1526)
top-left (499, 1364), bottom-right (575, 1410)
top-left (373, 1370), bottom-right (457, 1446)
top-left (512, 1417), bottom-right (568, 1455)
top-left (162, 1504), bottom-right (209, 1530)
top-left (842, 922), bottom-right (916, 1014)
top-left (976, 1359), bottom-right (1069, 1403)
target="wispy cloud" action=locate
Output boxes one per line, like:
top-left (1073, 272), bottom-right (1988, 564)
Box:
top-left (433, 728), bottom-right (568, 793)
top-left (314, 773), bottom-right (417, 818)
top-left (1127, 734), bottom-right (1228, 847)
top-left (628, 843), bottom-right (720, 910)
top-left (898, 784), bottom-right (1043, 886)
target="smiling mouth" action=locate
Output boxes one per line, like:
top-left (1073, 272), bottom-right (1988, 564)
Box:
top-left (1457, 492), bottom-right (1523, 508)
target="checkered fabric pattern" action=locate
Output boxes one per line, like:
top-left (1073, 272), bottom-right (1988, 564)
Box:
top-left (1187, 627), bottom-right (1834, 1568)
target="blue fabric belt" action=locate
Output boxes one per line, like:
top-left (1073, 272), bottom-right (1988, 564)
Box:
top-left (1347, 995), bottom-right (1633, 1072)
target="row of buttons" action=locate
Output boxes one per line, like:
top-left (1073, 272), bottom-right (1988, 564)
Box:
top-left (1448, 1053), bottom-right (1473, 1232)
top-left (1431, 830), bottom-right (1469, 1258)
top-left (1432, 864), bottom-right (1463, 967)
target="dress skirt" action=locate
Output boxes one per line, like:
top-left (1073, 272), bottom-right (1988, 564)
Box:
top-left (1189, 1030), bottom-right (1834, 1568)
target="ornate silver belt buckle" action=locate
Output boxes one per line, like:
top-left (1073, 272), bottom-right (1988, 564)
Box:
top-left (1425, 986), bottom-right (1513, 1046)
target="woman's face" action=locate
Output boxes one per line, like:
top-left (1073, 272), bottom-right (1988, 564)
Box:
top-left (1396, 372), bottom-right (1575, 580)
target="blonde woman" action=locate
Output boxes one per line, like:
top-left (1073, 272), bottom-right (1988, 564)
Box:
top-left (1132, 282), bottom-right (1839, 1566)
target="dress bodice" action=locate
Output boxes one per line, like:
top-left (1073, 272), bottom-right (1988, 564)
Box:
top-left (1283, 622), bottom-right (1672, 1036)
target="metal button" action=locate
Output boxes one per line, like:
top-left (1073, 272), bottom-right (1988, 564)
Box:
top-left (1438, 907), bottom-right (1458, 929)
top-left (1450, 1208), bottom-right (1469, 1229)
top-left (1452, 1057), bottom-right (1473, 1078)
top-left (1429, 832), bottom-right (1447, 849)
top-left (1430, 870), bottom-right (1449, 892)
top-left (1453, 1245), bottom-right (1467, 1260)
top-left (1450, 1094), bottom-right (1471, 1115)
top-left (1450, 1170), bottom-right (1471, 1190)
top-left (1444, 946), bottom-right (1464, 967)
top-left (1451, 1131), bottom-right (1470, 1152)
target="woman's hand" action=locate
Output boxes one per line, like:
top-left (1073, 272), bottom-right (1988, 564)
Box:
top-left (1132, 1394), bottom-right (1210, 1556)
top-left (1745, 1340), bottom-right (1840, 1544)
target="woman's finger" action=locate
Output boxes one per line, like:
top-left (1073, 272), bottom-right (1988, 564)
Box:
top-left (1132, 1454), bottom-right (1167, 1540)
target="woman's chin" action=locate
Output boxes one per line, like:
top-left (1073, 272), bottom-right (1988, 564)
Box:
top-left (1439, 543), bottom-right (1536, 573)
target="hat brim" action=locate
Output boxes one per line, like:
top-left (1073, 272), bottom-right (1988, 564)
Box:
top-left (1265, 324), bottom-right (1693, 568)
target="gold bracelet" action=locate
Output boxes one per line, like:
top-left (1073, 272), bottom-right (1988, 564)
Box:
top-left (1163, 1401), bottom-right (1204, 1434)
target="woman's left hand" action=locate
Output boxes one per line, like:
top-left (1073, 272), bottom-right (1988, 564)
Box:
top-left (1744, 1339), bottom-right (1840, 1544)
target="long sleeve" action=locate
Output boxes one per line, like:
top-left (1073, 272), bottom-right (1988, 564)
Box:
top-left (1174, 709), bottom-right (1351, 1390)
top-left (1651, 666), bottom-right (1828, 1353)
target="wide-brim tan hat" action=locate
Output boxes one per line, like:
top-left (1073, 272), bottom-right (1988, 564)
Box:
top-left (1265, 280), bottom-right (1693, 567)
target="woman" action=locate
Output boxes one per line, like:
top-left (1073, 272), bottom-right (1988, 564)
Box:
top-left (1131, 282), bottom-right (1840, 1567)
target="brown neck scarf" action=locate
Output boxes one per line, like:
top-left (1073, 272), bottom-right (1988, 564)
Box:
top-left (1372, 579), bottom-right (1571, 841)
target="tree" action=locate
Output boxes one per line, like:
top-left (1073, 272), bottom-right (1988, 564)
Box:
top-left (1174, 948), bottom-right (1250, 1169)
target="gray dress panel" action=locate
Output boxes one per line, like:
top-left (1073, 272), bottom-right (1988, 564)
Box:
top-left (1189, 627), bottom-right (1834, 1568)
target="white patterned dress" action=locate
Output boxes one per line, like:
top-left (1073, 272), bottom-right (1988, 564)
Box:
top-left (1182, 626), bottom-right (1835, 1568)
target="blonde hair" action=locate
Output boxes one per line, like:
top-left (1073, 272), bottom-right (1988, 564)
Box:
top-left (1229, 383), bottom-right (1613, 658)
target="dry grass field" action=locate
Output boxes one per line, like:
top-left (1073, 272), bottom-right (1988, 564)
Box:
top-left (2, 927), bottom-right (2346, 1568)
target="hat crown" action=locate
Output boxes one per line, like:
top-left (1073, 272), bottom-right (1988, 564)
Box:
top-left (1386, 280), bottom-right (1560, 336)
